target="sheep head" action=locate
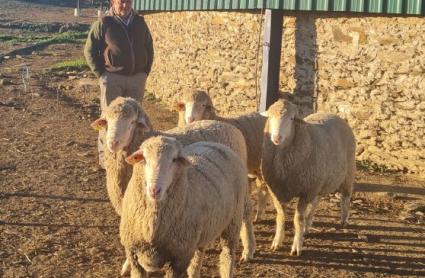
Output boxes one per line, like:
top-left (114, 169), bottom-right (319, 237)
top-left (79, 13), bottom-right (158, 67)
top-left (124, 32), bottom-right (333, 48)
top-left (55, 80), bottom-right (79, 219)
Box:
top-left (126, 136), bottom-right (189, 202)
top-left (261, 99), bottom-right (299, 146)
top-left (174, 89), bottom-right (214, 124)
top-left (90, 97), bottom-right (152, 153)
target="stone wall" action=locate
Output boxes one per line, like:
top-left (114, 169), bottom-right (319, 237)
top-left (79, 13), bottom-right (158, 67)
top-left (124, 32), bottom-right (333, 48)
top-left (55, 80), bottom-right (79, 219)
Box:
top-left (143, 12), bottom-right (425, 175)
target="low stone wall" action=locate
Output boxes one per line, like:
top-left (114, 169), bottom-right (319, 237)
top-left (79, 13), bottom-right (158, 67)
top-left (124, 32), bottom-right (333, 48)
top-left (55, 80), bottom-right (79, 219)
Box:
top-left (143, 11), bottom-right (425, 175)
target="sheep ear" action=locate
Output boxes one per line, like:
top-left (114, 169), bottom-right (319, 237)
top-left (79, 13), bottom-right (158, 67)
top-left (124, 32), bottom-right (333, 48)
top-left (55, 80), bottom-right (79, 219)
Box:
top-left (90, 118), bottom-right (107, 131)
top-left (173, 102), bottom-right (185, 112)
top-left (137, 115), bottom-right (152, 132)
top-left (125, 150), bottom-right (144, 165)
top-left (176, 155), bottom-right (190, 167)
top-left (260, 111), bottom-right (269, 117)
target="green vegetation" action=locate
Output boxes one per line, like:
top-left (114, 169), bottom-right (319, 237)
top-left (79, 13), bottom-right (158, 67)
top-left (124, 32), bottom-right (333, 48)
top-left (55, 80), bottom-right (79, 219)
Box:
top-left (0, 34), bottom-right (48, 43)
top-left (144, 92), bottom-right (158, 101)
top-left (0, 31), bottom-right (87, 45)
top-left (357, 160), bottom-right (390, 173)
top-left (50, 58), bottom-right (89, 72)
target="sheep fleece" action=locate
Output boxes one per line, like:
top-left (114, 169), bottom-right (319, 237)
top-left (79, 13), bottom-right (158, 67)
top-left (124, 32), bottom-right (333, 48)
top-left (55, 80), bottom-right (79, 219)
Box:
top-left (261, 113), bottom-right (356, 203)
top-left (120, 141), bottom-right (248, 271)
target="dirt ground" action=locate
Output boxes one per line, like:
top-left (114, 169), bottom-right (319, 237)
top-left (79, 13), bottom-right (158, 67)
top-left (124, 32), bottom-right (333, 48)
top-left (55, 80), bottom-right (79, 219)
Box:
top-left (1, 1), bottom-right (425, 277)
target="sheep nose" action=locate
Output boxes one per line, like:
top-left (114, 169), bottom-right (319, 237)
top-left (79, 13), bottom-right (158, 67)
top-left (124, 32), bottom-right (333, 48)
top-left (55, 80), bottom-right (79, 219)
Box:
top-left (272, 134), bottom-right (282, 145)
top-left (108, 140), bottom-right (119, 152)
top-left (149, 187), bottom-right (162, 199)
top-left (187, 117), bottom-right (194, 124)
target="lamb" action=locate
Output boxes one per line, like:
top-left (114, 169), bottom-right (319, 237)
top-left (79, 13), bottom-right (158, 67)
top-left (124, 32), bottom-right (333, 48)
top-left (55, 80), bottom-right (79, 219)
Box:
top-left (174, 89), bottom-right (270, 221)
top-left (90, 97), bottom-right (255, 273)
top-left (121, 136), bottom-right (250, 278)
top-left (260, 99), bottom-right (356, 256)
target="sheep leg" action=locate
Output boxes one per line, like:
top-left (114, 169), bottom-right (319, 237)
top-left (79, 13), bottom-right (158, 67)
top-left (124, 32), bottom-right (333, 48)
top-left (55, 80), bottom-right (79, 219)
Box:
top-left (121, 258), bottom-right (130, 276)
top-left (219, 223), bottom-right (239, 278)
top-left (126, 249), bottom-right (149, 278)
top-left (187, 248), bottom-right (205, 278)
top-left (340, 186), bottom-right (353, 227)
top-left (240, 194), bottom-right (256, 262)
top-left (290, 197), bottom-right (308, 256)
top-left (304, 196), bottom-right (321, 233)
top-left (254, 178), bottom-right (268, 222)
top-left (270, 192), bottom-right (287, 251)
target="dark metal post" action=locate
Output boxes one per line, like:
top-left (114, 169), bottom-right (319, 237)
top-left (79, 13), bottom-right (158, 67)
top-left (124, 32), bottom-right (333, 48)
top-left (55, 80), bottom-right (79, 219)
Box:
top-left (259, 9), bottom-right (283, 112)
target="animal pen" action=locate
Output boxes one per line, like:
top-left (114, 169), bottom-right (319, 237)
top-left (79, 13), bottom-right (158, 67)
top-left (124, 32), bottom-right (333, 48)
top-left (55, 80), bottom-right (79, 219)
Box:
top-left (132, 0), bottom-right (424, 112)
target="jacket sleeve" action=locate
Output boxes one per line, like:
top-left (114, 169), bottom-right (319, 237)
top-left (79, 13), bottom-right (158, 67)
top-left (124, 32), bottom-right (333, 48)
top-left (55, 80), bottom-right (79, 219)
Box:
top-left (84, 20), bottom-right (105, 78)
top-left (144, 21), bottom-right (154, 75)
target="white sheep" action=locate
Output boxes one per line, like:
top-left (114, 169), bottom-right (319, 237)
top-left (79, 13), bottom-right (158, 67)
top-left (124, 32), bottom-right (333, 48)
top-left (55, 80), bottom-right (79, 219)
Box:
top-left (260, 99), bottom-right (356, 256)
top-left (174, 89), bottom-right (270, 222)
top-left (91, 97), bottom-right (153, 216)
top-left (90, 97), bottom-right (255, 274)
top-left (120, 136), bottom-right (250, 278)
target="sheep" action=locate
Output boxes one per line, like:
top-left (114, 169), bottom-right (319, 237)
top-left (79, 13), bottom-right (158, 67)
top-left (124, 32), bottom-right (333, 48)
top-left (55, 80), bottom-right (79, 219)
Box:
top-left (260, 99), bottom-right (356, 256)
top-left (174, 89), bottom-right (270, 222)
top-left (90, 97), bottom-right (153, 216)
top-left (121, 136), bottom-right (250, 278)
top-left (90, 97), bottom-right (255, 274)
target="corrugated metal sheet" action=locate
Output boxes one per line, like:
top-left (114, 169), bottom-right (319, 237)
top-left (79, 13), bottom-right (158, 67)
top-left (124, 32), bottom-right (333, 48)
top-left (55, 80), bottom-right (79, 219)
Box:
top-left (133, 0), bottom-right (425, 15)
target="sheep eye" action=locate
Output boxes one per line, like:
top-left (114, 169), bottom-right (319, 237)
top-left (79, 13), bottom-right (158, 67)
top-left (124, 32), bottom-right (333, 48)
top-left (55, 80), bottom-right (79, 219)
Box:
top-left (172, 158), bottom-right (178, 163)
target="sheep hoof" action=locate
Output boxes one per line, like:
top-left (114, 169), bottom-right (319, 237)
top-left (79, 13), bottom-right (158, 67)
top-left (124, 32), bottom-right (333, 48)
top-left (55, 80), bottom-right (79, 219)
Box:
top-left (341, 220), bottom-right (350, 227)
top-left (121, 258), bottom-right (131, 276)
top-left (239, 255), bottom-right (250, 264)
top-left (240, 250), bottom-right (254, 263)
top-left (270, 241), bottom-right (281, 251)
top-left (254, 215), bottom-right (260, 223)
top-left (290, 246), bottom-right (302, 256)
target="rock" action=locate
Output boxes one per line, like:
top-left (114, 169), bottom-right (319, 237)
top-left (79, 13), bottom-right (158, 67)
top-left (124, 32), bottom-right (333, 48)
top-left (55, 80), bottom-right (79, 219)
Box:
top-left (358, 234), bottom-right (368, 241)
top-left (0, 79), bottom-right (12, 86)
top-left (332, 26), bottom-right (352, 43)
top-left (404, 202), bottom-right (425, 213)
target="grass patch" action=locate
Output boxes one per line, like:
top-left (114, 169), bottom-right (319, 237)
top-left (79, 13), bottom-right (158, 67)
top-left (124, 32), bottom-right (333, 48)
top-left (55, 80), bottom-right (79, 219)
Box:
top-left (144, 92), bottom-right (158, 101)
top-left (357, 160), bottom-right (390, 173)
top-left (50, 58), bottom-right (89, 72)
top-left (0, 31), bottom-right (87, 45)
top-left (0, 34), bottom-right (50, 43)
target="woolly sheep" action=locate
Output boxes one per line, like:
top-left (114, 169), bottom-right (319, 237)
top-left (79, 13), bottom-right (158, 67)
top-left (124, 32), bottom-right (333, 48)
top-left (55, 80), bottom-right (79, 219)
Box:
top-left (90, 97), bottom-right (255, 274)
top-left (91, 97), bottom-right (153, 216)
top-left (174, 89), bottom-right (270, 221)
top-left (260, 99), bottom-right (356, 256)
top-left (91, 97), bottom-right (249, 216)
top-left (121, 136), bottom-right (251, 278)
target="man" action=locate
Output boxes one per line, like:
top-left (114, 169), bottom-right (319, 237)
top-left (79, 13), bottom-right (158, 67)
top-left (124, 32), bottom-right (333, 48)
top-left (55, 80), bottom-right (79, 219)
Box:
top-left (84, 0), bottom-right (154, 168)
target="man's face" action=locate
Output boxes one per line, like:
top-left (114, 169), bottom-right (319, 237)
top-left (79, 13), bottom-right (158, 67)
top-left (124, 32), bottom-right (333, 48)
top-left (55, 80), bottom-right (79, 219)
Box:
top-left (112, 0), bottom-right (132, 17)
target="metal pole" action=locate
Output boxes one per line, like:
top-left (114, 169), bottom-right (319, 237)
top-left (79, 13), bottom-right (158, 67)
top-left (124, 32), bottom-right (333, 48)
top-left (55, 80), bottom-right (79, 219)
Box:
top-left (75, 0), bottom-right (80, 16)
top-left (259, 9), bottom-right (283, 112)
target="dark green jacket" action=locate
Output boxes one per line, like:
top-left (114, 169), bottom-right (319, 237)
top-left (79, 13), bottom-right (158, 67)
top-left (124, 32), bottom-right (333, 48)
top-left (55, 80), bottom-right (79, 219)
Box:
top-left (84, 13), bottom-right (154, 77)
